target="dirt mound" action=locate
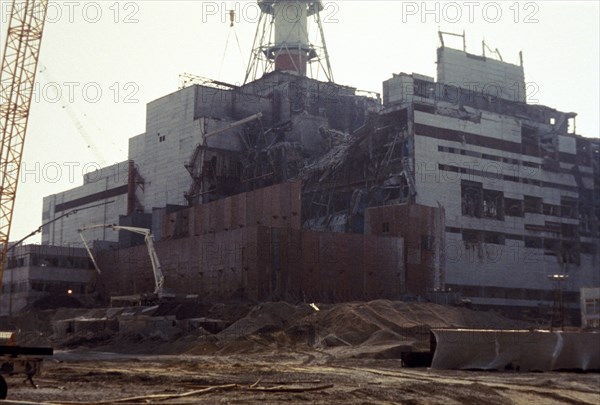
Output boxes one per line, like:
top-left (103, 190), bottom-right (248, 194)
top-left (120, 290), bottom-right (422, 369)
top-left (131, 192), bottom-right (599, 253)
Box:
top-left (7, 300), bottom-right (530, 358)
top-left (218, 301), bottom-right (312, 340)
top-left (290, 300), bottom-right (529, 358)
top-left (207, 302), bottom-right (253, 322)
top-left (184, 300), bottom-right (529, 358)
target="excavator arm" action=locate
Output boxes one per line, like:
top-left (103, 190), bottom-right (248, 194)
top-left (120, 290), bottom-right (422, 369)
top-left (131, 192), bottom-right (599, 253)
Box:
top-left (78, 224), bottom-right (165, 296)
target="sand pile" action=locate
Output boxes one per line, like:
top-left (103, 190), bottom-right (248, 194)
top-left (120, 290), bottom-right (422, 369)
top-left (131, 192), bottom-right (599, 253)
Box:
top-left (184, 300), bottom-right (530, 358)
top-left (303, 300), bottom-right (529, 357)
top-left (218, 301), bottom-right (312, 339)
top-left (6, 300), bottom-right (530, 358)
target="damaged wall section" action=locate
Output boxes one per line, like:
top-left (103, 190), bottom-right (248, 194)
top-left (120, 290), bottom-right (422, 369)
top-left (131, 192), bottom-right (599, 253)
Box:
top-left (97, 180), bottom-right (404, 302)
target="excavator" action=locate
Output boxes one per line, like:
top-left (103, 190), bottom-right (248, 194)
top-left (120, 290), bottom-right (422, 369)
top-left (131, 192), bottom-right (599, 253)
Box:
top-left (78, 224), bottom-right (175, 306)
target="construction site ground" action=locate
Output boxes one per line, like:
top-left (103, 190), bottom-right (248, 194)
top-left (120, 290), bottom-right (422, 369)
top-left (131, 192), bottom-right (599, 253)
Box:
top-left (4, 351), bottom-right (600, 404)
top-left (3, 300), bottom-right (599, 404)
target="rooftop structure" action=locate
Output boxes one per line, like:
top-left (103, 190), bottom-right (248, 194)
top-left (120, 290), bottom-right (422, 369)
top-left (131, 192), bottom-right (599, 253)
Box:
top-left (245, 0), bottom-right (334, 82)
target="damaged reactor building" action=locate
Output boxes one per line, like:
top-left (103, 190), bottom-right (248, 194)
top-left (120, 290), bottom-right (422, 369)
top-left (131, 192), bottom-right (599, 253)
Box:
top-left (6, 1), bottom-right (597, 319)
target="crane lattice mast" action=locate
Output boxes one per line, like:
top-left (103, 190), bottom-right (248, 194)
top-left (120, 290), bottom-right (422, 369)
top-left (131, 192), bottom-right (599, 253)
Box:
top-left (0, 0), bottom-right (49, 289)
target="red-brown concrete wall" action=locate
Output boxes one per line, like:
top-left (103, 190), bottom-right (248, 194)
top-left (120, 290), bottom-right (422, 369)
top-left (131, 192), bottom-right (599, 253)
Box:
top-left (270, 228), bottom-right (404, 302)
top-left (365, 203), bottom-right (445, 297)
top-left (163, 181), bottom-right (302, 239)
top-left (97, 228), bottom-right (263, 301)
top-left (96, 226), bottom-right (404, 303)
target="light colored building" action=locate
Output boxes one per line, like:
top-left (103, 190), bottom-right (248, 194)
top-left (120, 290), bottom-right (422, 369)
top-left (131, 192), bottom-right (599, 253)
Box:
top-left (39, 40), bottom-right (599, 314)
top-left (41, 74), bottom-right (362, 246)
top-left (0, 245), bottom-right (95, 316)
top-left (41, 161), bottom-right (130, 246)
top-left (41, 84), bottom-right (251, 247)
top-left (382, 45), bottom-right (599, 310)
top-left (581, 287), bottom-right (600, 329)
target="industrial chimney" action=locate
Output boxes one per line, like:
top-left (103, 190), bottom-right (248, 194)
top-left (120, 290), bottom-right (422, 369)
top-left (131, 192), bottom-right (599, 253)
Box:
top-left (245, 0), bottom-right (333, 83)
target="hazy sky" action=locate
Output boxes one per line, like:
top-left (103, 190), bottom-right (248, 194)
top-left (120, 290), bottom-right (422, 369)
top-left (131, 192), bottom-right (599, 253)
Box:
top-left (1, 0), bottom-right (598, 243)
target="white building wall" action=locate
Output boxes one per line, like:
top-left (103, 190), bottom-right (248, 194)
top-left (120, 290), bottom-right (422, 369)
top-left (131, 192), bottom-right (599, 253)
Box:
top-left (416, 106), bottom-right (522, 143)
top-left (42, 161), bottom-right (129, 246)
top-left (42, 84), bottom-right (246, 246)
top-left (437, 47), bottom-right (526, 103)
top-left (413, 110), bottom-right (599, 306)
top-left (581, 287), bottom-right (600, 328)
top-left (558, 134), bottom-right (577, 154)
top-left (129, 85), bottom-right (243, 213)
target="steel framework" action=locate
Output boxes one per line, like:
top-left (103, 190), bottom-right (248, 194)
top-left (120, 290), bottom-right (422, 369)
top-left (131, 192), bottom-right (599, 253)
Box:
top-left (0, 0), bottom-right (49, 289)
top-left (244, 1), bottom-right (333, 84)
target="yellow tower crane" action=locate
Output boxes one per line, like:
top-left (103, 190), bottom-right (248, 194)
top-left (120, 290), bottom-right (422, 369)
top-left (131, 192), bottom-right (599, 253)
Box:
top-left (0, 0), bottom-right (49, 290)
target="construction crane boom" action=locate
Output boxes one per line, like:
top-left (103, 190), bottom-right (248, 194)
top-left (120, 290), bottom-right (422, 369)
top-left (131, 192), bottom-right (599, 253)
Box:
top-left (0, 0), bottom-right (49, 290)
top-left (78, 224), bottom-right (166, 296)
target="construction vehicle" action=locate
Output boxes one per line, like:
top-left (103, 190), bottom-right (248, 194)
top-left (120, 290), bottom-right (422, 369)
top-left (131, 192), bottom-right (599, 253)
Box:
top-left (0, 332), bottom-right (53, 399)
top-left (78, 224), bottom-right (175, 305)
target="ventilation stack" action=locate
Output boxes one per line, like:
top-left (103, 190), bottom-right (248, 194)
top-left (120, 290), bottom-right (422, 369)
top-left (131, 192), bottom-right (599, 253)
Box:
top-left (245, 0), bottom-right (333, 83)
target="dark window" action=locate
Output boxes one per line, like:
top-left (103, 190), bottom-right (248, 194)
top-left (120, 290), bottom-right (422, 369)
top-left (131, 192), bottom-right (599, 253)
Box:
top-left (542, 203), bottom-right (561, 217)
top-left (382, 222), bottom-right (390, 233)
top-left (544, 239), bottom-right (560, 256)
top-left (522, 160), bottom-right (540, 169)
top-left (560, 242), bottom-right (580, 266)
top-left (524, 195), bottom-right (542, 214)
top-left (483, 232), bottom-right (505, 245)
top-left (461, 180), bottom-right (483, 218)
top-left (421, 235), bottom-right (435, 251)
top-left (482, 189), bottom-right (504, 220)
top-left (462, 230), bottom-right (481, 245)
top-left (560, 197), bottom-right (578, 219)
top-left (521, 125), bottom-right (539, 156)
top-left (561, 224), bottom-right (579, 238)
top-left (524, 237), bottom-right (542, 248)
top-left (505, 198), bottom-right (523, 217)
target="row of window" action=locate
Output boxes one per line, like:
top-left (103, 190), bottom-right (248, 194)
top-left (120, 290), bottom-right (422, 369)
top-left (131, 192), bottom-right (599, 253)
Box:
top-left (439, 164), bottom-right (580, 193)
top-left (447, 226), bottom-right (592, 246)
top-left (445, 284), bottom-right (580, 303)
top-left (439, 145), bottom-right (530, 167)
top-left (461, 180), bottom-right (505, 220)
top-left (447, 227), bottom-right (591, 265)
top-left (6, 254), bottom-right (94, 270)
top-left (461, 180), bottom-right (587, 224)
top-left (1, 280), bottom-right (87, 294)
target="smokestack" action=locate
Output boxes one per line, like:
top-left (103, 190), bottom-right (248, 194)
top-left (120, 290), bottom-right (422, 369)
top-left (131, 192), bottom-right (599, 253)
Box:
top-left (270, 0), bottom-right (310, 74)
top-left (246, 0), bottom-right (333, 83)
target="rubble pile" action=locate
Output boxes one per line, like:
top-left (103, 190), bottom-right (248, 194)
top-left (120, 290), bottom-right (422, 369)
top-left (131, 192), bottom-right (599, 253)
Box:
top-left (5, 300), bottom-right (530, 358)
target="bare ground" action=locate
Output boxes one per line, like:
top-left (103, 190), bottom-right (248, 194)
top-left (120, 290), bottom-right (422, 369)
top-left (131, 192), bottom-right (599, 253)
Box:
top-left (5, 349), bottom-right (600, 405)
top-left (3, 301), bottom-right (599, 404)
